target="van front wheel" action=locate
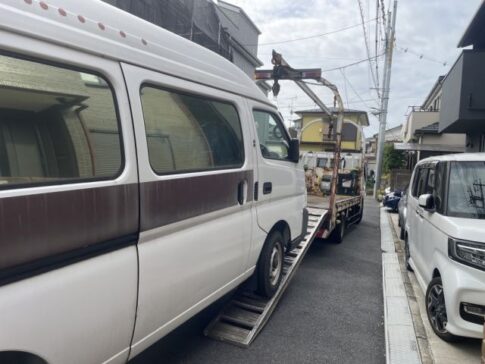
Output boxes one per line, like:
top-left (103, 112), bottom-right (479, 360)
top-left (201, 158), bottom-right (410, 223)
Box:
top-left (257, 231), bottom-right (284, 298)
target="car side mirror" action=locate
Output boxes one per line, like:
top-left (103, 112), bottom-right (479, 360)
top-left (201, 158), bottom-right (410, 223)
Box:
top-left (288, 139), bottom-right (300, 163)
top-left (418, 193), bottom-right (434, 211)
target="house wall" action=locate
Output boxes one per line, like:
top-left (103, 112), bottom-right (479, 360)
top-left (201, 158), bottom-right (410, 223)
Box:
top-left (403, 111), bottom-right (439, 142)
top-left (300, 113), bottom-right (363, 152)
top-left (420, 133), bottom-right (466, 146)
top-left (216, 4), bottom-right (259, 56)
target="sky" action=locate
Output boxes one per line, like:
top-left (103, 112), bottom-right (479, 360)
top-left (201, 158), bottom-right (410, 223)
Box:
top-left (223, 0), bottom-right (482, 137)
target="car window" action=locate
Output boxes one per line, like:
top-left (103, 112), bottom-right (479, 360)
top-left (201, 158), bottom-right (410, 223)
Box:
top-left (253, 110), bottom-right (289, 161)
top-left (447, 161), bottom-right (485, 219)
top-left (412, 167), bottom-right (428, 197)
top-left (140, 86), bottom-right (244, 174)
top-left (0, 53), bottom-right (123, 188)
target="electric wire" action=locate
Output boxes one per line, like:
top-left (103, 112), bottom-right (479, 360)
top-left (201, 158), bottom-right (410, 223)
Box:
top-left (243, 17), bottom-right (378, 47)
top-left (357, 0), bottom-right (380, 98)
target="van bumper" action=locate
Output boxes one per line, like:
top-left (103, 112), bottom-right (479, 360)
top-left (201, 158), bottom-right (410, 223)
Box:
top-left (288, 208), bottom-right (308, 252)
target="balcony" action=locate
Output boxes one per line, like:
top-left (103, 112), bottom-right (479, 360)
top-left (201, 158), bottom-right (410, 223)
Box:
top-left (439, 50), bottom-right (485, 133)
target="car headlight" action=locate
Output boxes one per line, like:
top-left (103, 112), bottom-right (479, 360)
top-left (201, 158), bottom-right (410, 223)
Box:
top-left (449, 238), bottom-right (485, 271)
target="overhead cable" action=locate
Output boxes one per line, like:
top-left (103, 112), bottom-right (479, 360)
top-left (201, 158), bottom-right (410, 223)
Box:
top-left (244, 18), bottom-right (378, 47)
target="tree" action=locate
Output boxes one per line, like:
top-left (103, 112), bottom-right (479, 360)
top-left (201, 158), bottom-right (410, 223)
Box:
top-left (383, 143), bottom-right (405, 173)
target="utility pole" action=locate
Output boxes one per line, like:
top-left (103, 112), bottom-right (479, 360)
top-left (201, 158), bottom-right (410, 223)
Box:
top-left (373, 0), bottom-right (397, 198)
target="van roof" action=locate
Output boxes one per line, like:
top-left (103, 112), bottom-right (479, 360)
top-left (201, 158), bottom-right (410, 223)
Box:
top-left (0, 0), bottom-right (271, 106)
top-left (418, 153), bottom-right (485, 164)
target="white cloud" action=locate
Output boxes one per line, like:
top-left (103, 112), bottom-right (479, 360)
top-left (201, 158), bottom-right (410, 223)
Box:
top-left (225, 0), bottom-right (482, 136)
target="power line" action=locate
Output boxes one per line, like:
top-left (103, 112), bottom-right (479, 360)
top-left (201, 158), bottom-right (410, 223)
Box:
top-left (321, 53), bottom-right (385, 72)
top-left (396, 45), bottom-right (448, 66)
top-left (357, 0), bottom-right (380, 98)
top-left (244, 18), bottom-right (378, 47)
top-left (340, 68), bottom-right (379, 109)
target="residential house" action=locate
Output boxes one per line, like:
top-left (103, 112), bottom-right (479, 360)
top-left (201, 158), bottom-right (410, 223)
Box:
top-left (215, 1), bottom-right (263, 77)
top-left (365, 124), bottom-right (403, 177)
top-left (397, 76), bottom-right (465, 167)
top-left (438, 1), bottom-right (485, 151)
top-left (103, 0), bottom-right (265, 84)
top-left (294, 108), bottom-right (369, 154)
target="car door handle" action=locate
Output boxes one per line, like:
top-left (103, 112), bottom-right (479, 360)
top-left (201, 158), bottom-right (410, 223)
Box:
top-left (263, 182), bottom-right (272, 195)
top-left (237, 181), bottom-right (246, 205)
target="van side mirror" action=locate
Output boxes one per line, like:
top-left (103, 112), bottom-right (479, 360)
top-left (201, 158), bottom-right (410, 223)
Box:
top-left (418, 193), bottom-right (434, 211)
top-left (288, 139), bottom-right (300, 163)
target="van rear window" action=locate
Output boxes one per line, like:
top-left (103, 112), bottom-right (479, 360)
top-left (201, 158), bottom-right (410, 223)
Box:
top-left (0, 53), bottom-right (123, 188)
top-left (140, 86), bottom-right (244, 174)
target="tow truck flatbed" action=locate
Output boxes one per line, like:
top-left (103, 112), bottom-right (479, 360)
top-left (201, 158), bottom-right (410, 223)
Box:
top-left (307, 194), bottom-right (362, 212)
top-left (204, 206), bottom-right (328, 347)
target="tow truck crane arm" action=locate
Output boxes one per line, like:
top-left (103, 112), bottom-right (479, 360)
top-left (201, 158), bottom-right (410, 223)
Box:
top-left (255, 50), bottom-right (345, 235)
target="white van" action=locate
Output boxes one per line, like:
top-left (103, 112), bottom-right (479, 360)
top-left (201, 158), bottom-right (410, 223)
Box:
top-left (0, 1), bottom-right (307, 363)
top-left (405, 153), bottom-right (485, 341)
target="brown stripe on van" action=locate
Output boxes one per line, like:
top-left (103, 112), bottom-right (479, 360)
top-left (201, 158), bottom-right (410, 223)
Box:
top-left (0, 184), bottom-right (138, 271)
top-left (141, 170), bottom-right (253, 232)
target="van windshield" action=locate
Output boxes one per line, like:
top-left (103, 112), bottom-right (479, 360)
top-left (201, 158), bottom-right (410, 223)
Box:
top-left (447, 161), bottom-right (485, 219)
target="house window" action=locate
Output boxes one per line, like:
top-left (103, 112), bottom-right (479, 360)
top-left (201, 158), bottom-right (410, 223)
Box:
top-left (341, 123), bottom-right (358, 142)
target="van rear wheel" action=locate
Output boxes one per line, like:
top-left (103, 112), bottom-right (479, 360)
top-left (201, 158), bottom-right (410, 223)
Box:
top-left (256, 231), bottom-right (284, 298)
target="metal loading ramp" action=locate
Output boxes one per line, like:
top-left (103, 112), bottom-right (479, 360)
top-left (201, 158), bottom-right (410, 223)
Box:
top-left (204, 207), bottom-right (328, 347)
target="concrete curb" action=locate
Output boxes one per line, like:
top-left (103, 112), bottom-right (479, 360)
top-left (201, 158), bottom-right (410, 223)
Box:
top-left (381, 207), bottom-right (422, 364)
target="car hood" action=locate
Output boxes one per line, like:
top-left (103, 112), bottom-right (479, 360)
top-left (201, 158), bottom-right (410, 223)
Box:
top-left (441, 216), bottom-right (485, 243)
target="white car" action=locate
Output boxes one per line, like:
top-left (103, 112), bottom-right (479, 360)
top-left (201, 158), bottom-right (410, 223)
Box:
top-left (405, 153), bottom-right (485, 341)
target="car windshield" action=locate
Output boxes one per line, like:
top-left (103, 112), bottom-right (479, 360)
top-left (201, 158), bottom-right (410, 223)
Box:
top-left (447, 161), bottom-right (485, 219)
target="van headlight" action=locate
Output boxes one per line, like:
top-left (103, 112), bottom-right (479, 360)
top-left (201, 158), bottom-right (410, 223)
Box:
top-left (448, 238), bottom-right (485, 271)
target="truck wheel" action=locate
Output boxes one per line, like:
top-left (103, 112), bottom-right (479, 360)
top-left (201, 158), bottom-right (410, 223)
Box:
top-left (256, 231), bottom-right (284, 298)
top-left (425, 277), bottom-right (459, 342)
top-left (355, 201), bottom-right (364, 224)
top-left (331, 216), bottom-right (346, 244)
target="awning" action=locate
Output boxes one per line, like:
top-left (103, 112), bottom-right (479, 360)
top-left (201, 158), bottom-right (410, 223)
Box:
top-left (394, 143), bottom-right (465, 153)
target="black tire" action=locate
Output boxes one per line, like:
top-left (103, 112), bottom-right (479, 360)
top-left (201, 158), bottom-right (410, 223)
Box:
top-left (404, 236), bottom-right (413, 272)
top-left (331, 216), bottom-right (346, 244)
top-left (399, 226), bottom-right (405, 240)
top-left (355, 201), bottom-right (364, 225)
top-left (425, 277), bottom-right (459, 342)
top-left (256, 231), bottom-right (285, 298)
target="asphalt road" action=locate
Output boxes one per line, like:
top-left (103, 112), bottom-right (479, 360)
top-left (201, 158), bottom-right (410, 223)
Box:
top-left (132, 198), bottom-right (385, 364)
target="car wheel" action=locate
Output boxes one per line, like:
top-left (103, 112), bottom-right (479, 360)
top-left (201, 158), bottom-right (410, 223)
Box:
top-left (404, 236), bottom-right (413, 272)
top-left (256, 231), bottom-right (284, 298)
top-left (399, 225), bottom-right (405, 240)
top-left (425, 277), bottom-right (459, 342)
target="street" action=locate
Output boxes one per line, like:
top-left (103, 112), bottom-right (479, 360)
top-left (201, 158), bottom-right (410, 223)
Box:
top-left (132, 198), bottom-right (384, 364)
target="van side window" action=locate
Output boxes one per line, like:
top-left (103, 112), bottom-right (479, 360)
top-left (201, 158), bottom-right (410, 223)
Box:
top-left (253, 110), bottom-right (289, 160)
top-left (0, 54), bottom-right (123, 188)
top-left (140, 86), bottom-right (244, 174)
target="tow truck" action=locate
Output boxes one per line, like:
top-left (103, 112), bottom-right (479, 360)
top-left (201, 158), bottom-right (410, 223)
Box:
top-left (204, 51), bottom-right (366, 347)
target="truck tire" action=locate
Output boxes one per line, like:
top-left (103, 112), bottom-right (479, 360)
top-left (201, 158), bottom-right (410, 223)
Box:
top-left (355, 201), bottom-right (364, 224)
top-left (256, 231), bottom-right (284, 298)
top-left (331, 216), bottom-right (346, 244)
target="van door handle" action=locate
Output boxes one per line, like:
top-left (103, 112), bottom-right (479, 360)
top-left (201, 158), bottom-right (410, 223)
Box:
top-left (237, 181), bottom-right (245, 205)
top-left (263, 182), bottom-right (272, 195)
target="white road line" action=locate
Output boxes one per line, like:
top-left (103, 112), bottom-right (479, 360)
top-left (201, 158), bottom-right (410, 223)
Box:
top-left (381, 207), bottom-right (422, 364)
